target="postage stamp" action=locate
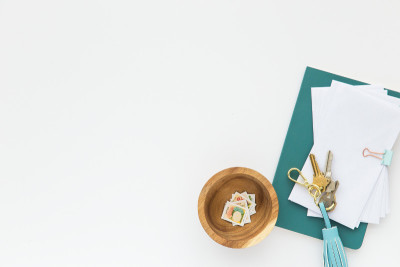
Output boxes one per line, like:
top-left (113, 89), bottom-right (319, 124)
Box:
top-left (221, 202), bottom-right (248, 226)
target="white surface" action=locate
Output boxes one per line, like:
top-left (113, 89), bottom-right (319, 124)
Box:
top-left (0, 0), bottom-right (400, 266)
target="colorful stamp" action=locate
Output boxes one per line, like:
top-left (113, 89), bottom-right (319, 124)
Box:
top-left (232, 192), bottom-right (256, 214)
top-left (231, 192), bottom-right (246, 202)
top-left (241, 192), bottom-right (256, 215)
top-left (231, 200), bottom-right (251, 225)
top-left (221, 202), bottom-right (248, 226)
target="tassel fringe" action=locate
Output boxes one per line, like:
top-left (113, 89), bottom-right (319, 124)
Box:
top-left (319, 203), bottom-right (348, 267)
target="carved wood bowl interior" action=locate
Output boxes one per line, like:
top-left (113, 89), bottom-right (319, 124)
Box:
top-left (198, 167), bottom-right (279, 248)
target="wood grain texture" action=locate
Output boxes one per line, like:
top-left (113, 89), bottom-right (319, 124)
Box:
top-left (198, 167), bottom-right (279, 248)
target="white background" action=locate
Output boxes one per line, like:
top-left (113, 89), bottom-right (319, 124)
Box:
top-left (0, 0), bottom-right (399, 266)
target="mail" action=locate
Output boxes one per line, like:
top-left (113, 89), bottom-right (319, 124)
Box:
top-left (289, 81), bottom-right (400, 229)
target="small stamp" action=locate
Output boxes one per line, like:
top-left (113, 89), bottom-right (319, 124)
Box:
top-left (221, 202), bottom-right (248, 226)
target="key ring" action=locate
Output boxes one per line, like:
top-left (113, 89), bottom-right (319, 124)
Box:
top-left (287, 168), bottom-right (311, 186)
top-left (324, 196), bottom-right (336, 211)
top-left (288, 168), bottom-right (322, 206)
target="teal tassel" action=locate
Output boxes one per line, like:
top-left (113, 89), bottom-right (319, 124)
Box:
top-left (319, 203), bottom-right (348, 267)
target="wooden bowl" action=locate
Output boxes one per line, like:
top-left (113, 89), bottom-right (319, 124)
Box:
top-left (198, 167), bottom-right (279, 248)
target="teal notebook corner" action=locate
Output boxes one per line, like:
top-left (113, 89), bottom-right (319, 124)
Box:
top-left (272, 66), bottom-right (400, 249)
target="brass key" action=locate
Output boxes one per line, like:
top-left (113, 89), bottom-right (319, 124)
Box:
top-left (324, 151), bottom-right (333, 181)
top-left (309, 154), bottom-right (330, 192)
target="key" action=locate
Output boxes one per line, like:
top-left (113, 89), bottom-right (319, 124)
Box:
top-left (325, 150), bottom-right (333, 180)
top-left (320, 181), bottom-right (339, 211)
top-left (309, 154), bottom-right (330, 192)
top-left (320, 151), bottom-right (337, 211)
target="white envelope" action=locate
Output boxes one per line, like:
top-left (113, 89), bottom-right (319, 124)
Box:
top-left (289, 85), bottom-right (400, 229)
top-left (307, 82), bottom-right (392, 225)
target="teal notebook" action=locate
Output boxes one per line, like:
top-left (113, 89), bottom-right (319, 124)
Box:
top-left (272, 66), bottom-right (400, 249)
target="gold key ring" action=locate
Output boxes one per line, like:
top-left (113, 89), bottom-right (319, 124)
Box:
top-left (325, 198), bottom-right (336, 211)
top-left (288, 168), bottom-right (322, 206)
top-left (288, 168), bottom-right (310, 186)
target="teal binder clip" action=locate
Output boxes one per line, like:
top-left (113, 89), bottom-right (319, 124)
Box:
top-left (382, 150), bottom-right (393, 166)
top-left (363, 148), bottom-right (393, 166)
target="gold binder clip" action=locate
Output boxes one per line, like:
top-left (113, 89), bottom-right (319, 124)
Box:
top-left (363, 148), bottom-right (384, 159)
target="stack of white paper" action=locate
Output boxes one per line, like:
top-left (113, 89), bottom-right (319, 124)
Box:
top-left (288, 81), bottom-right (400, 229)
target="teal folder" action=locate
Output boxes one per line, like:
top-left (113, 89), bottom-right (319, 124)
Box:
top-left (272, 66), bottom-right (400, 249)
